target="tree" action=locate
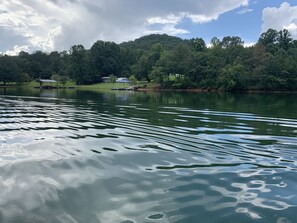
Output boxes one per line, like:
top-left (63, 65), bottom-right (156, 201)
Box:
top-left (0, 55), bottom-right (20, 85)
top-left (17, 73), bottom-right (31, 85)
top-left (60, 75), bottom-right (68, 86)
top-left (220, 36), bottom-right (244, 48)
top-left (109, 74), bottom-right (117, 83)
top-left (51, 74), bottom-right (60, 81)
top-left (278, 29), bottom-right (293, 50)
top-left (0, 30), bottom-right (295, 91)
top-left (119, 47), bottom-right (137, 77)
top-left (120, 34), bottom-right (185, 51)
top-left (190, 38), bottom-right (206, 52)
top-left (90, 40), bottom-right (121, 81)
top-left (218, 58), bottom-right (247, 90)
top-left (149, 66), bottom-right (166, 84)
top-left (258, 29), bottom-right (279, 46)
top-left (210, 37), bottom-right (221, 48)
top-left (134, 43), bottom-right (163, 81)
top-left (149, 44), bottom-right (194, 87)
top-left (49, 51), bottom-right (62, 74)
top-left (70, 45), bottom-right (90, 84)
top-left (129, 75), bottom-right (138, 85)
top-left (30, 51), bottom-right (51, 79)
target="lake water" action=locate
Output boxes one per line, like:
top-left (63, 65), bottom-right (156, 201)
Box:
top-left (0, 88), bottom-right (297, 223)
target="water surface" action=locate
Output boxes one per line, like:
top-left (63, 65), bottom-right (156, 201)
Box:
top-left (0, 89), bottom-right (296, 223)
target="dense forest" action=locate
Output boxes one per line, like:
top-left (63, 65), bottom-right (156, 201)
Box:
top-left (1, 28), bottom-right (297, 91)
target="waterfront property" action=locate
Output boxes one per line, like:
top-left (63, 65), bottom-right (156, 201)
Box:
top-left (102, 77), bottom-right (110, 83)
top-left (39, 79), bottom-right (57, 89)
top-left (116, 77), bottom-right (130, 83)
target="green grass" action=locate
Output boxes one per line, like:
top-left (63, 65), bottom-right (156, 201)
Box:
top-left (78, 82), bottom-right (130, 91)
top-left (14, 81), bottom-right (158, 92)
top-left (21, 81), bottom-right (77, 88)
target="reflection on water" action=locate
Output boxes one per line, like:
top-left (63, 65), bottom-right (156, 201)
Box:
top-left (0, 88), bottom-right (297, 223)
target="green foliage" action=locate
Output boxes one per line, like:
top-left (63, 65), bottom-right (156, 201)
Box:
top-left (120, 34), bottom-right (186, 50)
top-left (190, 38), bottom-right (206, 52)
top-left (129, 75), bottom-right (138, 85)
top-left (60, 75), bottom-right (68, 86)
top-left (221, 36), bottom-right (244, 48)
top-left (51, 74), bottom-right (68, 86)
top-left (278, 29), bottom-right (293, 50)
top-left (109, 74), bottom-right (117, 83)
top-left (90, 41), bottom-right (121, 81)
top-left (259, 29), bottom-right (279, 46)
top-left (51, 74), bottom-right (61, 82)
top-left (218, 58), bottom-right (247, 90)
top-left (258, 28), bottom-right (293, 51)
top-left (0, 55), bottom-right (20, 85)
top-left (149, 66), bottom-right (166, 84)
top-left (70, 45), bottom-right (90, 85)
top-left (16, 73), bottom-right (31, 85)
top-left (210, 37), bottom-right (221, 48)
top-left (0, 28), bottom-right (296, 91)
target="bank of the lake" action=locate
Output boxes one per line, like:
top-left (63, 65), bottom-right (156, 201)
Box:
top-left (4, 81), bottom-right (297, 94)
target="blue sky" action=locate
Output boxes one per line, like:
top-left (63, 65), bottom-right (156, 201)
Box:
top-left (0, 0), bottom-right (297, 54)
top-left (176, 0), bottom-right (297, 45)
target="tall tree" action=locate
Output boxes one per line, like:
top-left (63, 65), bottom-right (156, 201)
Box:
top-left (134, 43), bottom-right (163, 81)
top-left (0, 55), bottom-right (20, 85)
top-left (278, 29), bottom-right (293, 50)
top-left (90, 41), bottom-right (121, 80)
top-left (190, 38), bottom-right (206, 52)
top-left (259, 28), bottom-right (279, 46)
top-left (210, 37), bottom-right (221, 48)
top-left (220, 36), bottom-right (244, 48)
top-left (70, 45), bottom-right (90, 84)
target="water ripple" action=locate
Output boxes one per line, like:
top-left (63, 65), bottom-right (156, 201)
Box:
top-left (0, 94), bottom-right (296, 223)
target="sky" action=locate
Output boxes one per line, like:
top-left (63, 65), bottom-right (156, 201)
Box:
top-left (0, 0), bottom-right (297, 55)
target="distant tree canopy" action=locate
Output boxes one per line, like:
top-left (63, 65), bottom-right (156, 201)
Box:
top-left (0, 29), bottom-right (297, 91)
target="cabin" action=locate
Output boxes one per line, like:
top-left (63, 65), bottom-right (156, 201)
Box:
top-left (102, 77), bottom-right (110, 83)
top-left (39, 79), bottom-right (57, 89)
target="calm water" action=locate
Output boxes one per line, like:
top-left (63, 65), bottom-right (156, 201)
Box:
top-left (0, 88), bottom-right (297, 223)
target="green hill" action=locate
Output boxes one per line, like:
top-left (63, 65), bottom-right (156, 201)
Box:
top-left (120, 34), bottom-right (188, 50)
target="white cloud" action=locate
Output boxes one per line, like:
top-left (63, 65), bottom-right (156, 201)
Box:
top-left (243, 42), bottom-right (256, 47)
top-left (187, 14), bottom-right (219, 23)
top-left (237, 8), bottom-right (253, 15)
top-left (147, 14), bottom-right (182, 25)
top-left (262, 2), bottom-right (297, 39)
top-left (144, 24), bottom-right (190, 36)
top-left (0, 0), bottom-right (249, 53)
top-left (2, 45), bottom-right (30, 56)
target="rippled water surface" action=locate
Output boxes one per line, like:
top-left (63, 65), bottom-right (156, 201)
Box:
top-left (0, 89), bottom-right (297, 223)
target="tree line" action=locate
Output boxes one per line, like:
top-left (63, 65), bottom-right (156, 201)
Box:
top-left (0, 28), bottom-right (297, 91)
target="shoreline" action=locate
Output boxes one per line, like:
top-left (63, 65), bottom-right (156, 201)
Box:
top-left (1, 85), bottom-right (297, 94)
top-left (136, 87), bottom-right (297, 94)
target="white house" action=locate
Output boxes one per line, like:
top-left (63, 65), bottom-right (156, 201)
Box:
top-left (116, 77), bottom-right (130, 83)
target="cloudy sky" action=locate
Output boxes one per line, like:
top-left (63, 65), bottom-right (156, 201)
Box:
top-left (0, 0), bottom-right (297, 55)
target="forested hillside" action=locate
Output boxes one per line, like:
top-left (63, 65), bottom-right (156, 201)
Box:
top-left (1, 29), bottom-right (297, 91)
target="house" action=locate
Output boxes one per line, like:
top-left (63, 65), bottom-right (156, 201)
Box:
top-left (116, 77), bottom-right (130, 83)
top-left (39, 79), bottom-right (57, 89)
top-left (102, 77), bottom-right (110, 83)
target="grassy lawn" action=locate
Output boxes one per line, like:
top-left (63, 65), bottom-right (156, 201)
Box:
top-left (78, 82), bottom-right (131, 91)
top-left (9, 81), bottom-right (158, 92)
top-left (77, 82), bottom-right (156, 92)
top-left (21, 81), bottom-right (77, 88)
top-left (19, 81), bottom-right (131, 92)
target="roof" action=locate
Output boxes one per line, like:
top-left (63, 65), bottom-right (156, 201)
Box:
top-left (39, 79), bottom-right (57, 83)
top-left (116, 77), bottom-right (130, 83)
